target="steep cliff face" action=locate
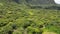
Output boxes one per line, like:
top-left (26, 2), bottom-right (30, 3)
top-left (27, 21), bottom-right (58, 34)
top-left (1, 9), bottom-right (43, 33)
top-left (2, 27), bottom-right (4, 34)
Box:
top-left (25, 0), bottom-right (56, 5)
top-left (0, 0), bottom-right (56, 5)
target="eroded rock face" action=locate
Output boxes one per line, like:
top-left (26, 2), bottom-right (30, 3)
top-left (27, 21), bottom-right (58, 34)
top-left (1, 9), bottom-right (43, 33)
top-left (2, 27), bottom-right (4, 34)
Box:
top-left (0, 0), bottom-right (56, 5)
top-left (25, 0), bottom-right (56, 5)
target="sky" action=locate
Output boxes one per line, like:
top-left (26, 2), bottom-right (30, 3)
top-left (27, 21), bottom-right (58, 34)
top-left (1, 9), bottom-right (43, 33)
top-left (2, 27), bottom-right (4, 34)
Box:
top-left (54, 0), bottom-right (60, 4)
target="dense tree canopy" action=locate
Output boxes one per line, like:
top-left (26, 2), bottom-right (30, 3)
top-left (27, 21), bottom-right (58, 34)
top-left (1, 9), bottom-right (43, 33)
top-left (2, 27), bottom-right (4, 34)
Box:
top-left (0, 0), bottom-right (60, 34)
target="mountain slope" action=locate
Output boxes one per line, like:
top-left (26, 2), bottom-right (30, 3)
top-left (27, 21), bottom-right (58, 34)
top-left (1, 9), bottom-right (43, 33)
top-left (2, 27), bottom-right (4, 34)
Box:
top-left (25, 0), bottom-right (56, 5)
top-left (0, 0), bottom-right (60, 34)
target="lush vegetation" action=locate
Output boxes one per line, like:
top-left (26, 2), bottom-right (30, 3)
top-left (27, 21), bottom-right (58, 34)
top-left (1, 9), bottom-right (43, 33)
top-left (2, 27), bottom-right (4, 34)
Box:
top-left (0, 0), bottom-right (60, 34)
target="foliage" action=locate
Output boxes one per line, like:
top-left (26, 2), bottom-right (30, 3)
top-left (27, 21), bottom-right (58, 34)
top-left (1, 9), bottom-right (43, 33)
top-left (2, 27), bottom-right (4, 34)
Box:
top-left (0, 0), bottom-right (60, 34)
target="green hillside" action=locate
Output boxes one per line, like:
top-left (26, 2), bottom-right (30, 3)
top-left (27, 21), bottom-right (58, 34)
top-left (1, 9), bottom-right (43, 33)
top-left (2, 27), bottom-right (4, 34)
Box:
top-left (0, 0), bottom-right (60, 34)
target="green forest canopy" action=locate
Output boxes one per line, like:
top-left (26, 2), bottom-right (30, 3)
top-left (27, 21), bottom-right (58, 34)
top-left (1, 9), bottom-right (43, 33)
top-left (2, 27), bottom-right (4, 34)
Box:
top-left (0, 0), bottom-right (60, 34)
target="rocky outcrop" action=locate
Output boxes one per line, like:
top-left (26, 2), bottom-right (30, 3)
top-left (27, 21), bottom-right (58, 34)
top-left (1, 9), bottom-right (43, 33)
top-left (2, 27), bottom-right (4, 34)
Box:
top-left (25, 0), bottom-right (56, 5)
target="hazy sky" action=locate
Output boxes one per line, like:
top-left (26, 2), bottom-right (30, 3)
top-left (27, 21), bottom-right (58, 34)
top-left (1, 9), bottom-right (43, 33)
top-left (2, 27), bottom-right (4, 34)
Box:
top-left (54, 0), bottom-right (60, 4)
